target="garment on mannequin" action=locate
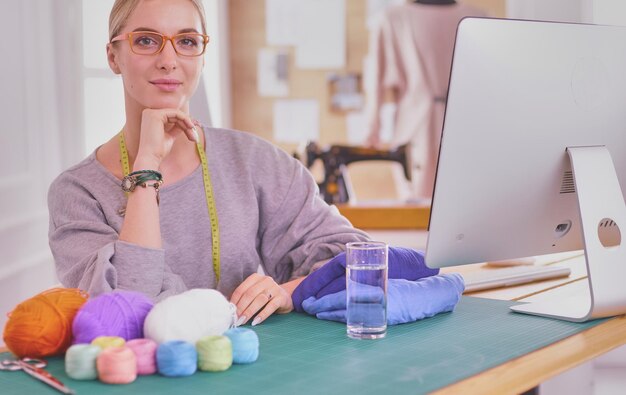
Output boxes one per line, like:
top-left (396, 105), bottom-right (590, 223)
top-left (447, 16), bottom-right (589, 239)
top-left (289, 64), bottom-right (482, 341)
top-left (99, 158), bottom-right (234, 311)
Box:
top-left (365, 1), bottom-right (486, 201)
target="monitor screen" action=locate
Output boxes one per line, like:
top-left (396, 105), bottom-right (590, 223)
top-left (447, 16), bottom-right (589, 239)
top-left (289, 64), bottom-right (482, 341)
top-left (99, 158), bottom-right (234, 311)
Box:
top-left (426, 17), bottom-right (626, 267)
top-left (424, 18), bottom-right (626, 321)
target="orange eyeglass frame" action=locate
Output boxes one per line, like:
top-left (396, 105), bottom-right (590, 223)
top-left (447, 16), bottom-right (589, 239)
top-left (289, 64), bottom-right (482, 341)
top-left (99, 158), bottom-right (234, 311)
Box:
top-left (110, 31), bottom-right (210, 56)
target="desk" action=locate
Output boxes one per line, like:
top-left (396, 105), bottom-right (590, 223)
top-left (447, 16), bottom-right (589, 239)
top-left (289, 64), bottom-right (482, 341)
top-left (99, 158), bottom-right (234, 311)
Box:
top-left (1, 255), bottom-right (625, 394)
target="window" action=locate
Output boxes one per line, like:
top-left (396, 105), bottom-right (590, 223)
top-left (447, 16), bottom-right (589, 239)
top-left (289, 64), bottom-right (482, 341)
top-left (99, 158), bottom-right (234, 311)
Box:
top-left (82, 0), bottom-right (124, 154)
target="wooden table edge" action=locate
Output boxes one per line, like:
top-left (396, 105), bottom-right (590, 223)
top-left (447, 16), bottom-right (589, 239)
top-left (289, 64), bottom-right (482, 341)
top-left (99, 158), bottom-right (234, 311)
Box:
top-left (336, 204), bottom-right (430, 229)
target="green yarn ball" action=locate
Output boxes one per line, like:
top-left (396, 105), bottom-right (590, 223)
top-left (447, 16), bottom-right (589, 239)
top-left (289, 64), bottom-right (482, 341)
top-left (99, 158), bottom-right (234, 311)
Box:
top-left (196, 335), bottom-right (233, 372)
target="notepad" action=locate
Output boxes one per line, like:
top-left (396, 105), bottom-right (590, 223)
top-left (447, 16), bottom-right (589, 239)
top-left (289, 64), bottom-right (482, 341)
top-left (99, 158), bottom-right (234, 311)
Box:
top-left (462, 265), bottom-right (571, 292)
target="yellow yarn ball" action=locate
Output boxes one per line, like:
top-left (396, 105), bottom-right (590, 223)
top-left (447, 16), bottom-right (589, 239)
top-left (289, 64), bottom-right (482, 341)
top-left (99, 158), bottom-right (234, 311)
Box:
top-left (91, 336), bottom-right (126, 350)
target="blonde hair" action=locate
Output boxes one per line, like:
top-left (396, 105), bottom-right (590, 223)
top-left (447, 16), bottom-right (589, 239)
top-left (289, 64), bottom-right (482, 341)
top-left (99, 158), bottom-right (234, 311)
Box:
top-left (109, 0), bottom-right (207, 41)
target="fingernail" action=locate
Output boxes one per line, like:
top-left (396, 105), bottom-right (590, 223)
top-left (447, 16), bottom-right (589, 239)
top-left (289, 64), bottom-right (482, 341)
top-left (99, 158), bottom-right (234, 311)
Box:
top-left (192, 127), bottom-right (199, 142)
top-left (251, 317), bottom-right (262, 326)
top-left (235, 315), bottom-right (247, 327)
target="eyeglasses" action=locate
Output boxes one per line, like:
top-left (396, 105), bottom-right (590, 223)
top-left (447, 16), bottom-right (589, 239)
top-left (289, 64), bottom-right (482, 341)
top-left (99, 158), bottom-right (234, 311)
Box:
top-left (110, 31), bottom-right (210, 57)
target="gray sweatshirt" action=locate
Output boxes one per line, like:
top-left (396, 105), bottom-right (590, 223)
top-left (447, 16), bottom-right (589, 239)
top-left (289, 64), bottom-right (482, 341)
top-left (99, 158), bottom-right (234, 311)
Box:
top-left (48, 127), bottom-right (369, 300)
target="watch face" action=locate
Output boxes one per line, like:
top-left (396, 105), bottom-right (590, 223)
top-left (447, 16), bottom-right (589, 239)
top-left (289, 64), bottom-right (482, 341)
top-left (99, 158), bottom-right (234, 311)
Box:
top-left (122, 176), bottom-right (134, 192)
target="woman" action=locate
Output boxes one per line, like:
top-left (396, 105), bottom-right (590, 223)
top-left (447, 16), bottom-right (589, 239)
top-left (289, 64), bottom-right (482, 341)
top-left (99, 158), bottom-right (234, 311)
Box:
top-left (48, 0), bottom-right (368, 326)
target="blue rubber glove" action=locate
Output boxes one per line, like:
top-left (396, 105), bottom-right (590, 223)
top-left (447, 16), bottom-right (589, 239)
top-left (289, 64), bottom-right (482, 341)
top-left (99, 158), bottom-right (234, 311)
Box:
top-left (301, 273), bottom-right (465, 325)
top-left (292, 247), bottom-right (440, 312)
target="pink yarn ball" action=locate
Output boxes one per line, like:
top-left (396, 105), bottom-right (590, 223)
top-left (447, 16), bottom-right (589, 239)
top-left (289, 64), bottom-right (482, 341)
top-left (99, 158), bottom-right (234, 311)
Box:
top-left (72, 291), bottom-right (154, 344)
top-left (126, 338), bottom-right (158, 375)
top-left (97, 346), bottom-right (137, 384)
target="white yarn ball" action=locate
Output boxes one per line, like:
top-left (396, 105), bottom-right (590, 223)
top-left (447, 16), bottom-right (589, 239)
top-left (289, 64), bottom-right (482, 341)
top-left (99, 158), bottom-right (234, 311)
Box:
top-left (143, 289), bottom-right (236, 344)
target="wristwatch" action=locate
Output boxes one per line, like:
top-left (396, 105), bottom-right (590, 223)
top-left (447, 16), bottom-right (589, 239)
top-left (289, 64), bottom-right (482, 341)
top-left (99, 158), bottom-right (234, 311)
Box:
top-left (121, 174), bottom-right (139, 192)
top-left (121, 170), bottom-right (163, 203)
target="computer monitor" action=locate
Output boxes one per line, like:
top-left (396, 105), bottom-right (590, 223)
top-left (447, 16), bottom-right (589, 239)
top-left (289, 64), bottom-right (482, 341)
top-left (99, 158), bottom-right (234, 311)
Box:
top-left (425, 17), bottom-right (626, 322)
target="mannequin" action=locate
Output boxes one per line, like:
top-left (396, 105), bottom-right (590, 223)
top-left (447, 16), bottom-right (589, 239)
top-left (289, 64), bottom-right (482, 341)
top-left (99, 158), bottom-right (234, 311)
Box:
top-left (414, 0), bottom-right (456, 4)
top-left (365, 0), bottom-right (486, 201)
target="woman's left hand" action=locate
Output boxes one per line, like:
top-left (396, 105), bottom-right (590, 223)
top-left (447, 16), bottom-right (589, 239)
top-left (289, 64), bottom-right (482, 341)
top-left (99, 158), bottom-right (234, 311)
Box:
top-left (230, 273), bottom-right (294, 326)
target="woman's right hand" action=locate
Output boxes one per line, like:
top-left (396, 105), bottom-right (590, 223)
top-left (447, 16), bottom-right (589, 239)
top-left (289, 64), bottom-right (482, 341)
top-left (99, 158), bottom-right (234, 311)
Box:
top-left (135, 108), bottom-right (198, 168)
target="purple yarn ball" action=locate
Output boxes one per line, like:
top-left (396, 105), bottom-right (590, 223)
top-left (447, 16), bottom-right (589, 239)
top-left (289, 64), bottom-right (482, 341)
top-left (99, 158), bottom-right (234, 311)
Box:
top-left (72, 290), bottom-right (154, 345)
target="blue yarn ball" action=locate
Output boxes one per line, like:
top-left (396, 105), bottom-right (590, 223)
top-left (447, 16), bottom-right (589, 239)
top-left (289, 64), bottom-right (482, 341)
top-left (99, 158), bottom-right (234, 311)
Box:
top-left (157, 340), bottom-right (198, 377)
top-left (224, 328), bottom-right (259, 364)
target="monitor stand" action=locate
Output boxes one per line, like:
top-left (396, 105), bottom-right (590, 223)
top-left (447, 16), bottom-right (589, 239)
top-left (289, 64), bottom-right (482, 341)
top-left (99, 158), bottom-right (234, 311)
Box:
top-left (511, 146), bottom-right (626, 322)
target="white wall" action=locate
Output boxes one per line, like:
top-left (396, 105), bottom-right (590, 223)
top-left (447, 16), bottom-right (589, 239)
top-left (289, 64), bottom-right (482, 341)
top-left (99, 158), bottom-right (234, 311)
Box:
top-left (0, 0), bottom-right (77, 335)
top-left (593, 0), bottom-right (626, 25)
top-left (189, 0), bottom-right (232, 128)
top-left (201, 0), bottom-right (232, 128)
top-left (507, 0), bottom-right (626, 25)
top-left (506, 0), bottom-right (587, 22)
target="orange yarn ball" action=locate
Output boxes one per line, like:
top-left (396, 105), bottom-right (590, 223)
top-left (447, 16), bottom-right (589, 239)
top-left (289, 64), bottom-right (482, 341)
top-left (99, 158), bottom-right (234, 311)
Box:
top-left (3, 288), bottom-right (88, 358)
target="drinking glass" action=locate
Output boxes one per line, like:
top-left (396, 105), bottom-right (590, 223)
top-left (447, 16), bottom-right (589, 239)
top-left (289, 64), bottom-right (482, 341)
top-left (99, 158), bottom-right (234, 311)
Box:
top-left (346, 241), bottom-right (388, 339)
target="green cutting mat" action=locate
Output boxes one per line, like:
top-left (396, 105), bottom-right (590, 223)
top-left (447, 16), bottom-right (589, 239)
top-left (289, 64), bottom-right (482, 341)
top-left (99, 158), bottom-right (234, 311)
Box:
top-left (0, 297), bottom-right (605, 395)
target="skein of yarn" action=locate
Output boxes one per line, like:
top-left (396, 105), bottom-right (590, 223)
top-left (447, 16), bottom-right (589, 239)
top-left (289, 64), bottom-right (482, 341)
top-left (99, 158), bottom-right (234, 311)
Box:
top-left (196, 335), bottom-right (232, 372)
top-left (224, 327), bottom-right (259, 364)
top-left (144, 289), bottom-right (235, 344)
top-left (96, 346), bottom-right (137, 384)
top-left (91, 336), bottom-right (125, 350)
top-left (126, 338), bottom-right (158, 375)
top-left (2, 288), bottom-right (88, 358)
top-left (72, 290), bottom-right (153, 344)
top-left (65, 344), bottom-right (102, 380)
top-left (157, 340), bottom-right (197, 377)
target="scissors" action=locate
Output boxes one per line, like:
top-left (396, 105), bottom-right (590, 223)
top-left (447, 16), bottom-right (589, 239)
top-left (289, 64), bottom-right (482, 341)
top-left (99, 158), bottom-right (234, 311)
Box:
top-left (0, 357), bottom-right (75, 394)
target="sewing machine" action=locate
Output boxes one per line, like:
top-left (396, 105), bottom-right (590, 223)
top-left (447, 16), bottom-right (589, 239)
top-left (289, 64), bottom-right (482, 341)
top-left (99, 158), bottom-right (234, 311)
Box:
top-left (300, 142), bottom-right (412, 205)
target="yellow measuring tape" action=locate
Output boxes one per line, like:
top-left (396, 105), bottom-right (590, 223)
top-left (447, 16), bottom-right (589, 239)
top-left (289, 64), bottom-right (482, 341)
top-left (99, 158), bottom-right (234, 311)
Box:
top-left (118, 131), bottom-right (221, 282)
